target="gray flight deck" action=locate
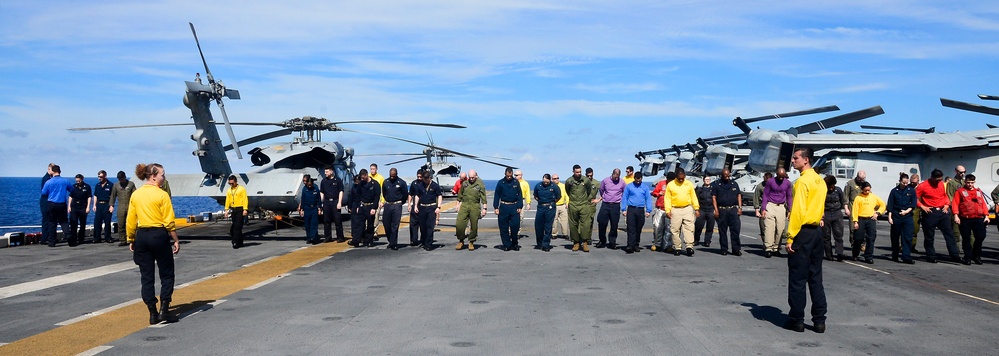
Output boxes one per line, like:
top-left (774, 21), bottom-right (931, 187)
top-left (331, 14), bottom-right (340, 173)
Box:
top-left (1, 208), bottom-right (998, 355)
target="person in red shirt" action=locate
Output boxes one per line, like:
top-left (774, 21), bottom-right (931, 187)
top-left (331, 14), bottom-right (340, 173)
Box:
top-left (650, 171), bottom-right (675, 252)
top-left (951, 174), bottom-right (990, 265)
top-left (915, 169), bottom-right (960, 263)
top-left (452, 172), bottom-right (467, 196)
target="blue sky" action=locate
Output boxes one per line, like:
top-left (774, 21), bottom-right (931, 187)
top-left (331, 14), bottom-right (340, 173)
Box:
top-left (2, 1), bottom-right (998, 179)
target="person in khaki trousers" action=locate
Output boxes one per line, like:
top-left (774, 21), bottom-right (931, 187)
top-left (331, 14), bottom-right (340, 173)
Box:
top-left (665, 168), bottom-right (700, 256)
top-left (551, 175), bottom-right (569, 238)
top-left (761, 168), bottom-right (793, 258)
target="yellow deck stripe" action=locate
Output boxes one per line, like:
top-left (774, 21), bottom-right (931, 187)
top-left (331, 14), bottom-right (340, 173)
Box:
top-left (0, 242), bottom-right (349, 356)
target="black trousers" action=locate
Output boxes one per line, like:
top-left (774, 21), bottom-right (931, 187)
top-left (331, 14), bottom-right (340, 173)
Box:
top-left (922, 209), bottom-right (960, 259)
top-left (44, 202), bottom-right (70, 246)
top-left (625, 206), bottom-right (646, 250)
top-left (959, 217), bottom-right (987, 260)
top-left (821, 212), bottom-right (845, 258)
top-left (382, 203), bottom-right (403, 246)
top-left (351, 206), bottom-right (375, 246)
top-left (409, 208), bottom-right (420, 245)
top-left (717, 207), bottom-right (742, 252)
top-left (322, 200), bottom-right (344, 242)
top-left (417, 204), bottom-right (437, 248)
top-left (132, 227), bottom-right (175, 306)
top-left (694, 209), bottom-right (715, 244)
top-left (69, 207), bottom-right (88, 245)
top-left (363, 204), bottom-right (377, 239)
top-left (787, 225), bottom-right (826, 323)
top-left (230, 207), bottom-right (244, 247)
top-left (853, 219), bottom-right (877, 260)
top-left (597, 202), bottom-right (621, 245)
top-left (40, 195), bottom-right (50, 243)
top-left (94, 203), bottom-right (113, 242)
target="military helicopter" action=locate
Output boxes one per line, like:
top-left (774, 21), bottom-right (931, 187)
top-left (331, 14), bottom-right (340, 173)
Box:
top-left (734, 97), bottom-right (999, 204)
top-left (359, 133), bottom-right (513, 196)
top-left (68, 23), bottom-right (466, 215)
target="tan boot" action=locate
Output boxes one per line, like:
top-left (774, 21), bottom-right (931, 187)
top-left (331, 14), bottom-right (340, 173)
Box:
top-left (468, 243), bottom-right (475, 251)
top-left (651, 245), bottom-right (658, 252)
top-left (455, 242), bottom-right (464, 250)
top-left (572, 243), bottom-right (580, 251)
top-left (582, 242), bottom-right (590, 252)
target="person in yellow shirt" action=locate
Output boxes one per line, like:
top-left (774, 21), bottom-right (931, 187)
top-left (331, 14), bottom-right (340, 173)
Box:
top-left (551, 174), bottom-right (569, 238)
top-left (516, 170), bottom-right (532, 236)
top-left (664, 168), bottom-right (699, 256)
top-left (223, 175), bottom-right (249, 249)
top-left (370, 163), bottom-right (386, 238)
top-left (851, 181), bottom-right (886, 264)
top-left (784, 147), bottom-right (827, 333)
top-left (623, 166), bottom-right (636, 185)
top-left (127, 163), bottom-right (180, 325)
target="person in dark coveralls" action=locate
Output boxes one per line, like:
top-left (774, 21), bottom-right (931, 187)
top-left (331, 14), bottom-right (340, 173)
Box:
top-left (693, 176), bottom-right (715, 247)
top-left (381, 168), bottom-right (409, 250)
top-left (350, 169), bottom-right (380, 247)
top-left (299, 174), bottom-right (322, 245)
top-left (224, 175), bottom-right (249, 248)
top-left (620, 173), bottom-right (652, 254)
top-left (412, 170), bottom-right (443, 251)
top-left (40, 163), bottom-right (54, 244)
top-left (494, 167), bottom-right (524, 251)
top-left (93, 170), bottom-right (116, 243)
top-left (409, 169), bottom-right (424, 246)
top-left (455, 169), bottom-right (488, 251)
top-left (887, 173), bottom-right (916, 264)
top-left (784, 147), bottom-right (827, 333)
top-left (320, 167), bottom-right (345, 243)
top-left (41, 165), bottom-right (73, 247)
top-left (822, 175), bottom-right (850, 262)
top-left (952, 174), bottom-right (990, 265)
top-left (712, 168), bottom-right (743, 256)
top-left (67, 174), bottom-right (93, 246)
top-left (110, 171), bottom-right (137, 246)
top-left (127, 163), bottom-right (180, 324)
top-left (533, 173), bottom-right (561, 252)
top-left (349, 174), bottom-right (366, 246)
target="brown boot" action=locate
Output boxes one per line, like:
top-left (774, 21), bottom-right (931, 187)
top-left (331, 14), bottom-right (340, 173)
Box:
top-left (468, 243), bottom-right (475, 251)
top-left (582, 242), bottom-right (590, 252)
top-left (572, 243), bottom-right (580, 251)
top-left (455, 242), bottom-right (464, 250)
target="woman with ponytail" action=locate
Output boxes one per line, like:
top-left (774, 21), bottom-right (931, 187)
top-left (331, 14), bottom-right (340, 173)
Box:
top-left (127, 163), bottom-right (180, 324)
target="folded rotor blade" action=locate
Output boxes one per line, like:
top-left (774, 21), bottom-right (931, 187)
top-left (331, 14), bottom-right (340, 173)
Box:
top-left (743, 105), bottom-right (840, 123)
top-left (354, 153), bottom-right (425, 157)
top-left (386, 156), bottom-right (428, 166)
top-left (468, 156), bottom-right (517, 169)
top-left (223, 128), bottom-right (293, 151)
top-left (788, 106), bottom-right (884, 135)
top-left (340, 128), bottom-right (485, 159)
top-left (860, 125), bottom-right (934, 133)
top-left (978, 94), bottom-right (999, 101)
top-left (332, 120), bottom-right (465, 129)
top-left (190, 22), bottom-right (214, 83)
top-left (941, 98), bottom-right (999, 117)
top-left (217, 100), bottom-right (242, 159)
top-left (68, 123), bottom-right (192, 131)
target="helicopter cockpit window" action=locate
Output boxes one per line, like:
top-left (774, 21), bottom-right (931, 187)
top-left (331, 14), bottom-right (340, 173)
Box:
top-left (639, 162), bottom-right (659, 177)
top-left (832, 157), bottom-right (856, 179)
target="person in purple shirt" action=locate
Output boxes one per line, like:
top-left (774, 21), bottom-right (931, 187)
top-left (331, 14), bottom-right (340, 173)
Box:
top-left (40, 164), bottom-right (74, 247)
top-left (596, 168), bottom-right (626, 249)
top-left (761, 167), bottom-right (794, 257)
top-left (621, 174), bottom-right (653, 254)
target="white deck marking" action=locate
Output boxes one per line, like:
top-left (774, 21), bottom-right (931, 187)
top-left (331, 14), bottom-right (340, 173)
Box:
top-left (244, 274), bottom-right (289, 290)
top-left (76, 345), bottom-right (113, 356)
top-left (148, 299), bottom-right (228, 328)
top-left (302, 256), bottom-right (333, 268)
top-left (241, 256), bottom-right (277, 267)
top-left (177, 273), bottom-right (228, 289)
top-left (842, 261), bottom-right (891, 275)
top-left (0, 262), bottom-right (136, 300)
top-left (947, 290), bottom-right (999, 306)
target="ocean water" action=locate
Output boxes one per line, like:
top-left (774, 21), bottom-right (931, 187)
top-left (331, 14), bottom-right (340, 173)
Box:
top-left (0, 177), bottom-right (222, 235)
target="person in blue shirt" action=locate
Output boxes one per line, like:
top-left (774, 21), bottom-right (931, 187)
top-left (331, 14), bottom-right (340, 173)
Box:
top-left (494, 167), bottom-right (524, 251)
top-left (40, 165), bottom-right (73, 247)
top-left (620, 173), bottom-right (653, 254)
top-left (533, 174), bottom-right (561, 252)
top-left (887, 173), bottom-right (917, 264)
top-left (92, 170), bottom-right (116, 243)
top-left (298, 174), bottom-right (322, 245)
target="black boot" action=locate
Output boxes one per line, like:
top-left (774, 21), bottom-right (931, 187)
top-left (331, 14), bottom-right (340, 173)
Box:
top-left (147, 304), bottom-right (160, 325)
top-left (159, 302), bottom-right (179, 323)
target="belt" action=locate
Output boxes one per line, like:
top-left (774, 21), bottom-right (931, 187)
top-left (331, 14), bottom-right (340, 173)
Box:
top-left (419, 203), bottom-right (438, 207)
top-left (603, 201), bottom-right (621, 204)
top-left (718, 205), bottom-right (739, 209)
top-left (361, 202), bottom-right (377, 206)
top-left (801, 224), bottom-right (820, 229)
top-left (96, 200), bottom-right (109, 204)
top-left (538, 202), bottom-right (554, 207)
top-left (384, 200), bottom-right (404, 204)
top-left (627, 205), bottom-right (645, 209)
top-left (137, 226), bottom-right (167, 231)
top-left (672, 205), bottom-right (690, 209)
top-left (859, 216), bottom-right (876, 220)
top-left (326, 198), bottom-right (338, 201)
top-left (959, 215), bottom-right (986, 219)
top-left (500, 201), bottom-right (518, 205)
top-left (929, 207), bottom-right (948, 211)
top-left (771, 203), bottom-right (786, 206)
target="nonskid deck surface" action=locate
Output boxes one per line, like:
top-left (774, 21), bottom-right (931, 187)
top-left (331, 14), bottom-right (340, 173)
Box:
top-left (1, 211), bottom-right (997, 355)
